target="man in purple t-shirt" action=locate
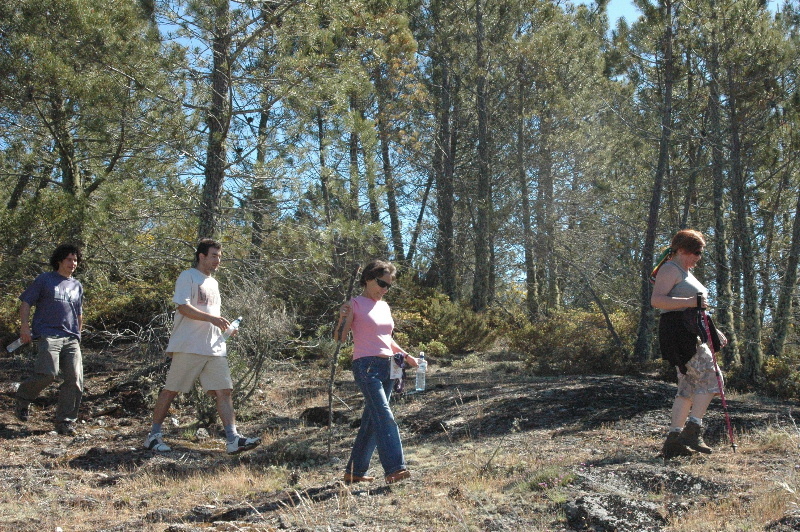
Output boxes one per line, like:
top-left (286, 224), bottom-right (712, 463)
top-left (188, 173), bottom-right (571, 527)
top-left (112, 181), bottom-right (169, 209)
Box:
top-left (14, 244), bottom-right (84, 436)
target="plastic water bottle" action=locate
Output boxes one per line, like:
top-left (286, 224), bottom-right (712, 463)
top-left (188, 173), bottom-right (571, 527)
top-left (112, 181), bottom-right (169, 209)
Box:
top-left (6, 338), bottom-right (25, 353)
top-left (221, 316), bottom-right (242, 341)
top-left (415, 352), bottom-right (427, 392)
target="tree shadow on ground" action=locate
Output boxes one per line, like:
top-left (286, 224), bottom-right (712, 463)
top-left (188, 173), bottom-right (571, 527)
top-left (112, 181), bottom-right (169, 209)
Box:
top-left (399, 371), bottom-right (798, 444)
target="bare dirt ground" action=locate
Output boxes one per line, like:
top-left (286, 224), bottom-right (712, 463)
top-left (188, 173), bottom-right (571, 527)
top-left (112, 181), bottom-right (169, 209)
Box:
top-left (1, 347), bottom-right (799, 531)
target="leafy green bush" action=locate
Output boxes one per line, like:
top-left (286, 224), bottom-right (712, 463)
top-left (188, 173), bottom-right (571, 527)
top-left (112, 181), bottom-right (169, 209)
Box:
top-left (509, 307), bottom-right (635, 375)
top-left (83, 279), bottom-right (176, 334)
top-left (417, 339), bottom-right (448, 359)
top-left (392, 288), bottom-right (498, 354)
top-left (763, 350), bottom-right (800, 400)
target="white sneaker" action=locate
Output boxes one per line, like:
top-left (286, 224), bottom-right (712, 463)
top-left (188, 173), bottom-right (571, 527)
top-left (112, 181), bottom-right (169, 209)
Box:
top-left (144, 432), bottom-right (171, 452)
top-left (226, 435), bottom-right (260, 455)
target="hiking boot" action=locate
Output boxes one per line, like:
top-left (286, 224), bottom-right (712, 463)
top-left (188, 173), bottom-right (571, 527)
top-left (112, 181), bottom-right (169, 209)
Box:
top-left (14, 400), bottom-right (29, 422)
top-left (385, 469), bottom-right (411, 484)
top-left (226, 435), bottom-right (260, 455)
top-left (343, 472), bottom-right (375, 484)
top-left (144, 432), bottom-right (171, 452)
top-left (678, 420), bottom-right (713, 454)
top-left (55, 421), bottom-right (77, 436)
top-left (662, 431), bottom-right (695, 459)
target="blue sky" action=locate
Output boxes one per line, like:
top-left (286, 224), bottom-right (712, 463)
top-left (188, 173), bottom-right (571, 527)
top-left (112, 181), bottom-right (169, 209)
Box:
top-left (606, 0), bottom-right (638, 23)
top-left (590, 0), bottom-right (782, 24)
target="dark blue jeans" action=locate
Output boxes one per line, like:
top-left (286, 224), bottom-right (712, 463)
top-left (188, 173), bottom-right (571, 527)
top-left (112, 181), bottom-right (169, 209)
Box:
top-left (346, 356), bottom-right (406, 477)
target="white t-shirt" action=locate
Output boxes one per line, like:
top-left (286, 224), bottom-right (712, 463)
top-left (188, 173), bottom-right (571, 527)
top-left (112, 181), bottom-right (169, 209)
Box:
top-left (165, 268), bottom-right (226, 356)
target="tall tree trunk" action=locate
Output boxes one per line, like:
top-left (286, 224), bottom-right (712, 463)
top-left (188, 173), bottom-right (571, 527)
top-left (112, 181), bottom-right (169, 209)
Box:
top-left (634, 0), bottom-right (674, 364)
top-left (727, 68), bottom-right (763, 382)
top-left (707, 20), bottom-right (738, 365)
top-left (50, 94), bottom-right (86, 244)
top-left (376, 89), bottom-right (405, 262)
top-left (52, 95), bottom-right (81, 198)
top-left (471, 0), bottom-right (491, 312)
top-left (6, 163), bottom-right (34, 211)
top-left (429, 61), bottom-right (457, 300)
top-left (536, 112), bottom-right (557, 311)
top-left (406, 172), bottom-right (434, 266)
top-left (198, 0), bottom-right (232, 239)
top-left (767, 185), bottom-right (800, 358)
top-left (758, 171), bottom-right (788, 321)
top-left (679, 50), bottom-right (699, 229)
top-left (360, 109), bottom-right (381, 226)
top-left (348, 95), bottom-right (361, 222)
top-left (249, 107), bottom-right (277, 257)
top-left (316, 108), bottom-right (332, 225)
top-left (517, 69), bottom-right (538, 321)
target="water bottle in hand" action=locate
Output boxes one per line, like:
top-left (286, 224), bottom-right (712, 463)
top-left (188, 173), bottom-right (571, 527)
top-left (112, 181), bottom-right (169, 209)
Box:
top-left (6, 338), bottom-right (24, 353)
top-left (221, 316), bottom-right (242, 341)
top-left (415, 351), bottom-right (427, 392)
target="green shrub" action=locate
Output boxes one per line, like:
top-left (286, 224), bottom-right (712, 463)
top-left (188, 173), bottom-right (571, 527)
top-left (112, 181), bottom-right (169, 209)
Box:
top-left (523, 466), bottom-right (576, 492)
top-left (509, 307), bottom-right (635, 375)
top-left (392, 289), bottom-right (498, 354)
top-left (83, 279), bottom-right (175, 334)
top-left (764, 350), bottom-right (800, 400)
top-left (417, 339), bottom-right (448, 359)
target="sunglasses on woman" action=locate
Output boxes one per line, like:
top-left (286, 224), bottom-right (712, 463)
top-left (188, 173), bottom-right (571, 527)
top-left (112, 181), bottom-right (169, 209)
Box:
top-left (374, 278), bottom-right (392, 289)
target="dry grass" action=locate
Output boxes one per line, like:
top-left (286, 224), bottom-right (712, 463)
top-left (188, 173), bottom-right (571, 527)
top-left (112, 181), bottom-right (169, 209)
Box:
top-left (1, 355), bottom-right (799, 531)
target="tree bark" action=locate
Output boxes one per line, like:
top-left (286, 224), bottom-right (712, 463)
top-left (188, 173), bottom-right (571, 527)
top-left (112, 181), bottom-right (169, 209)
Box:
top-left (707, 19), bottom-right (738, 365)
top-left (429, 59), bottom-right (457, 300)
top-left (634, 0), bottom-right (674, 364)
top-left (249, 107), bottom-right (277, 256)
top-left (536, 111), bottom-right (557, 311)
top-left (727, 66), bottom-right (763, 382)
top-left (767, 185), bottom-right (800, 358)
top-left (348, 95), bottom-right (360, 222)
top-left (316, 108), bottom-right (332, 225)
top-left (517, 65), bottom-right (538, 321)
top-left (471, 0), bottom-right (491, 312)
top-left (376, 88), bottom-right (405, 262)
top-left (198, 0), bottom-right (232, 239)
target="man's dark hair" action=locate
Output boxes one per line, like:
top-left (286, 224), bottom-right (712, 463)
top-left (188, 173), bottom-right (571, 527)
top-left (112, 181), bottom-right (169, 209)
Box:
top-left (195, 238), bottom-right (222, 265)
top-left (50, 244), bottom-right (82, 271)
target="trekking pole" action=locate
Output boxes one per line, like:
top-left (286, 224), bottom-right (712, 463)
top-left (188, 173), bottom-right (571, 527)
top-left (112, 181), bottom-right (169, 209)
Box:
top-left (697, 293), bottom-right (737, 453)
top-left (327, 263), bottom-right (361, 458)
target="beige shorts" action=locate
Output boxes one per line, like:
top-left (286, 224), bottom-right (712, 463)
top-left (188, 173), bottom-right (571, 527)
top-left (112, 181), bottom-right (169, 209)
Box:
top-left (164, 352), bottom-right (233, 393)
top-left (676, 342), bottom-right (723, 398)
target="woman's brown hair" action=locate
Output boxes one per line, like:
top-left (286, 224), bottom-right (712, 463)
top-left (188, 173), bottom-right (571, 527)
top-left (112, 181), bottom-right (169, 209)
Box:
top-left (360, 260), bottom-right (397, 287)
top-left (670, 229), bottom-right (706, 254)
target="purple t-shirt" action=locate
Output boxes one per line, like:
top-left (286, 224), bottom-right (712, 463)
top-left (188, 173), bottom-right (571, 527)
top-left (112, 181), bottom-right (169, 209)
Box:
top-left (20, 271), bottom-right (83, 340)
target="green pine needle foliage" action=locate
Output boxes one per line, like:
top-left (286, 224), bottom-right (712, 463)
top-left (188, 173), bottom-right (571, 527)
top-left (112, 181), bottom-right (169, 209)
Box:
top-left (510, 309), bottom-right (636, 375)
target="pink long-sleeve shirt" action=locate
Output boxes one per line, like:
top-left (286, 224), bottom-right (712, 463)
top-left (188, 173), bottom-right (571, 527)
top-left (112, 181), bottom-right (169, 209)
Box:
top-left (350, 295), bottom-right (396, 360)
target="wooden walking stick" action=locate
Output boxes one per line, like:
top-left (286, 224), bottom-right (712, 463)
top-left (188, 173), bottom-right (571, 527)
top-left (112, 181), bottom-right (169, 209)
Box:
top-left (327, 263), bottom-right (361, 458)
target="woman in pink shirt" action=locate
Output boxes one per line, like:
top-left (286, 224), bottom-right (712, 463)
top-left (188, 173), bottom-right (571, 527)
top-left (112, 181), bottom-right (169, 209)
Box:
top-left (335, 260), bottom-right (419, 485)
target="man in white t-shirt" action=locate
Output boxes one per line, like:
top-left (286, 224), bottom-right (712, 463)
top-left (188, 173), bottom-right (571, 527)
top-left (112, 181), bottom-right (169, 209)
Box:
top-left (143, 239), bottom-right (260, 455)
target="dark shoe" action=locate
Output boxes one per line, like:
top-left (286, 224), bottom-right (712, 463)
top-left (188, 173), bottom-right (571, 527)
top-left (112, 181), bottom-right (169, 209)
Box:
top-left (14, 400), bottom-right (29, 422)
top-left (662, 431), bottom-right (695, 459)
top-left (385, 469), bottom-right (411, 484)
top-left (678, 420), bottom-right (713, 454)
top-left (343, 472), bottom-right (375, 484)
top-left (56, 421), bottom-right (77, 436)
